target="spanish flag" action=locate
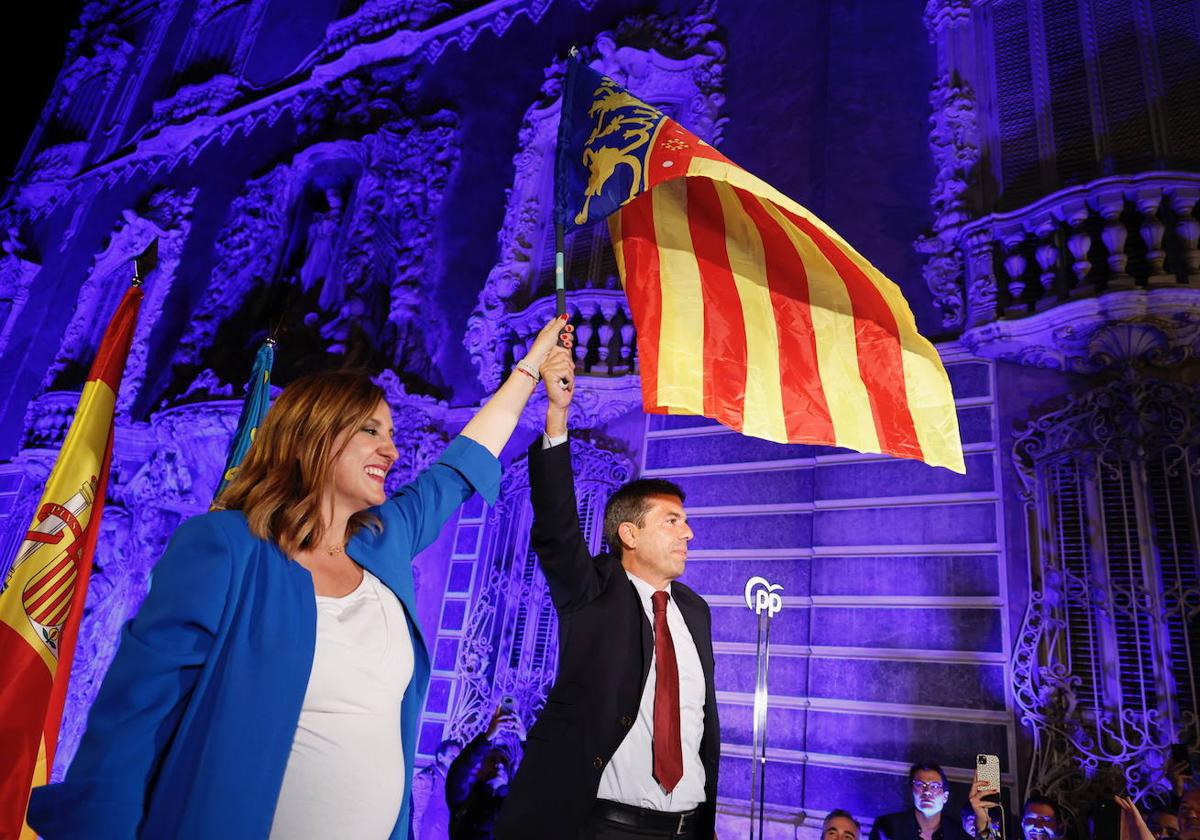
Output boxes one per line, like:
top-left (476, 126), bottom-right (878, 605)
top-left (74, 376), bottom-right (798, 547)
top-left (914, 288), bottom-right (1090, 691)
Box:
top-left (0, 267), bottom-right (145, 838)
top-left (555, 57), bottom-right (964, 473)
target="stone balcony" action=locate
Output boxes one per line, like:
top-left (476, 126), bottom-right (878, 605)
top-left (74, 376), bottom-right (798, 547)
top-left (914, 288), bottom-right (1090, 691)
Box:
top-left (958, 172), bottom-right (1200, 373)
top-left (500, 290), bottom-right (644, 430)
top-left (499, 289), bottom-right (638, 378)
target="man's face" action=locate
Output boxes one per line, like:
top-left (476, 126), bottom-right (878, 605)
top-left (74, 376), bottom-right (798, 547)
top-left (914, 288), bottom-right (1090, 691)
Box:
top-left (1021, 802), bottom-right (1061, 840)
top-left (621, 494), bottom-right (693, 586)
top-left (1180, 789), bottom-right (1200, 840)
top-left (1148, 811), bottom-right (1181, 840)
top-left (436, 742), bottom-right (462, 770)
top-left (911, 769), bottom-right (949, 817)
top-left (823, 816), bottom-right (859, 840)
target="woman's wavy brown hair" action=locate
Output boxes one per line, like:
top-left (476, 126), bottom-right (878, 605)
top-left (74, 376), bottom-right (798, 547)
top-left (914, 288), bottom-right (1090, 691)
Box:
top-left (214, 369), bottom-right (386, 556)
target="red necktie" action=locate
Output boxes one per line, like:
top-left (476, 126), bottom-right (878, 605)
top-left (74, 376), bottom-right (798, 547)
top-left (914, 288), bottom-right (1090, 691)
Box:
top-left (651, 589), bottom-right (683, 793)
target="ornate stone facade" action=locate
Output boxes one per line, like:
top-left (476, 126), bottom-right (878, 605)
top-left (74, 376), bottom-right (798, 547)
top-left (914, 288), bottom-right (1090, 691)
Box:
top-left (0, 2), bottom-right (1196, 835)
top-left (1012, 378), bottom-right (1200, 811)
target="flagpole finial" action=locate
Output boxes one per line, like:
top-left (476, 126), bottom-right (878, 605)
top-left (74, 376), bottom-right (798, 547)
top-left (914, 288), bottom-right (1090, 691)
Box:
top-left (133, 238), bottom-right (159, 286)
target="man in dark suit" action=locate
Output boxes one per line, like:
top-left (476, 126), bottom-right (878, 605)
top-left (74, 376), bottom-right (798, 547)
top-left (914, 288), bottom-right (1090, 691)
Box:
top-left (870, 763), bottom-right (971, 840)
top-left (496, 346), bottom-right (720, 840)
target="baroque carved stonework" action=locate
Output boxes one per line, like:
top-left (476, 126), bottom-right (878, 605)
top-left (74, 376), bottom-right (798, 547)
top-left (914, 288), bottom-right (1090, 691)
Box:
top-left (169, 167), bottom-right (291, 389)
top-left (466, 1), bottom-right (726, 390)
top-left (961, 287), bottom-right (1200, 374)
top-left (0, 218), bottom-right (43, 358)
top-left (165, 75), bottom-right (459, 397)
top-left (914, 71), bottom-right (981, 330)
top-left (37, 187), bottom-right (197, 420)
top-left (25, 30), bottom-right (134, 184)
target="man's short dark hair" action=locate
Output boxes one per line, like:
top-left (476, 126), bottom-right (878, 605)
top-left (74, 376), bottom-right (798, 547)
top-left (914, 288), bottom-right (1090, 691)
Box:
top-left (1023, 795), bottom-right (1063, 823)
top-left (435, 738), bottom-right (462, 760)
top-left (603, 479), bottom-right (686, 554)
top-left (908, 762), bottom-right (949, 788)
top-left (822, 809), bottom-right (861, 832)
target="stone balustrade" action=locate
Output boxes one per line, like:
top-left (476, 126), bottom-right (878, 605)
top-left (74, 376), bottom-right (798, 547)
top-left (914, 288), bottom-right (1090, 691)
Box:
top-left (959, 172), bottom-right (1200, 327)
top-left (500, 290), bottom-right (638, 377)
top-left (21, 391), bottom-right (84, 450)
top-left (957, 173), bottom-right (1200, 373)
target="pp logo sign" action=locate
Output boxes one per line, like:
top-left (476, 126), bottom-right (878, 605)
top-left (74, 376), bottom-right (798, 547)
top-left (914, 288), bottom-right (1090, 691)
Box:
top-left (744, 576), bottom-right (783, 618)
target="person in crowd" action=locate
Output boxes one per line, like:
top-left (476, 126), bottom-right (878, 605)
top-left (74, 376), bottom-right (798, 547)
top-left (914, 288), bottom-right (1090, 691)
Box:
top-left (1114, 795), bottom-right (1178, 840)
top-left (412, 738), bottom-right (464, 840)
top-left (1149, 809), bottom-right (1183, 840)
top-left (26, 316), bottom-right (572, 839)
top-left (1016, 795), bottom-right (1065, 840)
top-left (870, 762), bottom-right (972, 840)
top-left (1179, 788), bottom-right (1200, 840)
top-left (1145, 804), bottom-right (1182, 840)
top-left (495, 348), bottom-right (720, 840)
top-left (447, 706), bottom-right (525, 840)
top-left (824, 809), bottom-right (863, 840)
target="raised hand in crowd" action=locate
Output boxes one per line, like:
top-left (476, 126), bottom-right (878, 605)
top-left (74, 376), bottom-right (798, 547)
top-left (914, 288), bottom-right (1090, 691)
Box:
top-left (1115, 795), bottom-right (1156, 840)
top-left (968, 777), bottom-right (1002, 839)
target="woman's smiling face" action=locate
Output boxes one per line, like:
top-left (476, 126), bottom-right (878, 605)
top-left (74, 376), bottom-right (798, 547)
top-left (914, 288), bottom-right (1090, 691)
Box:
top-left (327, 399), bottom-right (398, 516)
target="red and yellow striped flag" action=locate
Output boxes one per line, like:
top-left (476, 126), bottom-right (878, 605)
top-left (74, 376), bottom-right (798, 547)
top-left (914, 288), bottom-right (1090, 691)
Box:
top-left (556, 58), bottom-right (963, 472)
top-left (0, 280), bottom-right (143, 838)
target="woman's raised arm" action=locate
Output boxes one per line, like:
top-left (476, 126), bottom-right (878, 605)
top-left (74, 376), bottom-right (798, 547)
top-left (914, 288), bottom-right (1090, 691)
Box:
top-left (460, 315), bottom-right (573, 457)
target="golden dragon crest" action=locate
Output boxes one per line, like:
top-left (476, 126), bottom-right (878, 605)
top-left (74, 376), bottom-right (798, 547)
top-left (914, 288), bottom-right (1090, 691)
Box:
top-left (574, 80), bottom-right (665, 225)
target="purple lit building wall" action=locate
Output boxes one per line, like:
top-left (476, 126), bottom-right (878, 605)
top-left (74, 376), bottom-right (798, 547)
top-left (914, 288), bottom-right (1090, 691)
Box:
top-left (0, 1), bottom-right (1197, 836)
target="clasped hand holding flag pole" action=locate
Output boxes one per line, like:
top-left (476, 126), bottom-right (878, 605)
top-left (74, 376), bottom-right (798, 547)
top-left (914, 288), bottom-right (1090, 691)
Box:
top-left (553, 50), bottom-right (964, 473)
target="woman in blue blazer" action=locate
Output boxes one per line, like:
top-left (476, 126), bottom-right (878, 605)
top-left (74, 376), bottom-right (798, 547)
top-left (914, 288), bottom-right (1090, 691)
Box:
top-left (27, 317), bottom-right (574, 839)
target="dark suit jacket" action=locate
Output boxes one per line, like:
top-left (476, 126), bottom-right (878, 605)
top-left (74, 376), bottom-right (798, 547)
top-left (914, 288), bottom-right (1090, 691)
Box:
top-left (495, 440), bottom-right (720, 840)
top-left (870, 809), bottom-right (971, 840)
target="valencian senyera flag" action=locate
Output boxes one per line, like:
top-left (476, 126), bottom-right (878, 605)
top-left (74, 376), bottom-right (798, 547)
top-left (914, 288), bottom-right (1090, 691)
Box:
top-left (0, 243), bottom-right (151, 839)
top-left (212, 338), bottom-right (275, 504)
top-left (554, 55), bottom-right (964, 473)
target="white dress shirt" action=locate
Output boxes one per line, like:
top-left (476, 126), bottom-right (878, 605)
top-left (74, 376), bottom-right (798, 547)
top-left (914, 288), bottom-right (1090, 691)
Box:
top-left (596, 572), bottom-right (707, 810)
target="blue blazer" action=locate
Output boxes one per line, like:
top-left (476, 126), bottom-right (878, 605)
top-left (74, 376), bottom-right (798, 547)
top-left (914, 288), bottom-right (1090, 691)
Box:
top-left (28, 435), bottom-right (500, 839)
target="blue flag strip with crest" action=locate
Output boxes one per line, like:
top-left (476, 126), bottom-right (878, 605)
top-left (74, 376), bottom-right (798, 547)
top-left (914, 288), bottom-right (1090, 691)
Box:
top-left (553, 53), bottom-right (668, 232)
top-left (213, 340), bottom-right (274, 502)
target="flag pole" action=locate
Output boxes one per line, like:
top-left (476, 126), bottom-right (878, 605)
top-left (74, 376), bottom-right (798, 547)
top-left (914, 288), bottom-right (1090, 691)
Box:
top-left (552, 46), bottom-right (580, 384)
top-left (555, 222), bottom-right (566, 318)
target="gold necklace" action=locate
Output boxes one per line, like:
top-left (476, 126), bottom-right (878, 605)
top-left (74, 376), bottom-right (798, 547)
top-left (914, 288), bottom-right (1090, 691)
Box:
top-left (326, 542), bottom-right (346, 556)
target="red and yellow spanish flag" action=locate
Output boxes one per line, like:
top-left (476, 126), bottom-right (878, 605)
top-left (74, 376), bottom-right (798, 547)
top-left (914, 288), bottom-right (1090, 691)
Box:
top-left (0, 281), bottom-right (143, 838)
top-left (555, 58), bottom-right (964, 472)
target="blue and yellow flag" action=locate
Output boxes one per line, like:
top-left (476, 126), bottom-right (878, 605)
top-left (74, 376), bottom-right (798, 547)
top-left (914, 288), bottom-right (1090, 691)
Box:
top-left (213, 340), bottom-right (274, 502)
top-left (554, 56), bottom-right (669, 230)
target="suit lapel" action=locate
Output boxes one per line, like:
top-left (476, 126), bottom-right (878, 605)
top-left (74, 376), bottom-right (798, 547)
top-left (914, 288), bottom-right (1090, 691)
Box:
top-left (675, 588), bottom-right (714, 677)
top-left (627, 576), bottom-right (655, 690)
